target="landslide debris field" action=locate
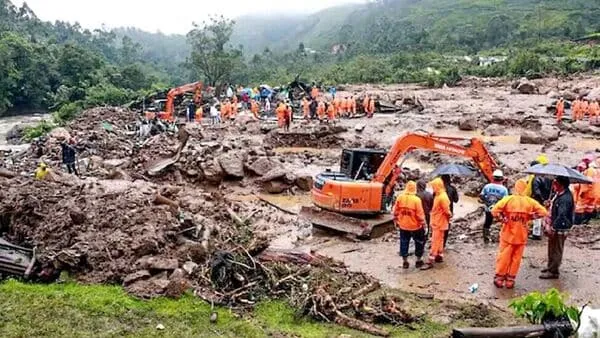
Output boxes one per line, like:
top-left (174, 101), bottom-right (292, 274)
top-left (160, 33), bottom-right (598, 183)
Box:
top-left (2, 76), bottom-right (600, 335)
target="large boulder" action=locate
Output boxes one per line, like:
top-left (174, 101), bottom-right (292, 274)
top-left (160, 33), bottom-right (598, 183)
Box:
top-left (520, 126), bottom-right (560, 145)
top-left (587, 87), bottom-right (600, 101)
top-left (49, 127), bottom-right (71, 140)
top-left (218, 152), bottom-right (245, 178)
top-left (295, 175), bottom-right (314, 191)
top-left (571, 120), bottom-right (592, 134)
top-left (201, 158), bottom-right (224, 183)
top-left (482, 124), bottom-right (506, 137)
top-left (5, 124), bottom-right (25, 144)
top-left (458, 117), bottom-right (478, 131)
top-left (260, 167), bottom-right (287, 183)
top-left (247, 157), bottom-right (279, 176)
top-left (516, 78), bottom-right (538, 94)
top-left (263, 181), bottom-right (291, 194)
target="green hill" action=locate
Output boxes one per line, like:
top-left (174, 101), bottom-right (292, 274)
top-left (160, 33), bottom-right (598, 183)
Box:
top-left (231, 0), bottom-right (600, 55)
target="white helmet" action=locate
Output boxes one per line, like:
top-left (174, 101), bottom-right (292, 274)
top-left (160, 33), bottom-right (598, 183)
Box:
top-left (493, 169), bottom-right (504, 179)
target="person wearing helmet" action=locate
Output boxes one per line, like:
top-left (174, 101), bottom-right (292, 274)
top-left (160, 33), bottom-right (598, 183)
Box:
top-left (491, 179), bottom-right (547, 288)
top-left (480, 169), bottom-right (509, 243)
top-left (35, 162), bottom-right (50, 180)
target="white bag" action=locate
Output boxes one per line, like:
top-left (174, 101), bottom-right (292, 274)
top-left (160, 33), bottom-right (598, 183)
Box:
top-left (577, 307), bottom-right (600, 338)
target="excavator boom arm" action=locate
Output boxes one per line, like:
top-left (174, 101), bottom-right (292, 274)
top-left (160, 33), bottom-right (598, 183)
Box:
top-left (165, 81), bottom-right (203, 114)
top-left (373, 133), bottom-right (497, 190)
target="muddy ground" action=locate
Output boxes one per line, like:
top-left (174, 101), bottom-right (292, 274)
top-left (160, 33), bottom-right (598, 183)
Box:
top-left (2, 75), bottom-right (600, 334)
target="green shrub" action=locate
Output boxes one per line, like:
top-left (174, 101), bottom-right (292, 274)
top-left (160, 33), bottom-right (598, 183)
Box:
top-left (53, 101), bottom-right (82, 125)
top-left (23, 120), bottom-right (55, 140)
top-left (509, 288), bottom-right (580, 325)
top-left (85, 83), bottom-right (132, 107)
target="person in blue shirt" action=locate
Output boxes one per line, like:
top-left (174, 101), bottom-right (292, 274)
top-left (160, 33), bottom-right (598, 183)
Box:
top-left (480, 170), bottom-right (509, 243)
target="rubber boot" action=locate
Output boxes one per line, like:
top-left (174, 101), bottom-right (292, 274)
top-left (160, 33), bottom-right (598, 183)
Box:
top-left (493, 275), bottom-right (505, 288)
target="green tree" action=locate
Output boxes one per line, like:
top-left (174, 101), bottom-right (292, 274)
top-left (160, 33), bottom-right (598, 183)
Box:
top-left (187, 15), bottom-right (241, 87)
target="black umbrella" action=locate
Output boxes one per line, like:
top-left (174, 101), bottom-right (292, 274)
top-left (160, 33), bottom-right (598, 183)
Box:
top-left (524, 163), bottom-right (593, 184)
top-left (430, 163), bottom-right (476, 177)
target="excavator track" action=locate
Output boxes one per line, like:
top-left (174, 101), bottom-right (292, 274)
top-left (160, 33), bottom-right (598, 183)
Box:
top-left (299, 206), bottom-right (394, 239)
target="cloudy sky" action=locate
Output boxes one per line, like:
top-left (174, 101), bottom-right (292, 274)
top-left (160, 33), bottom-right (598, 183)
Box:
top-left (13, 0), bottom-right (364, 34)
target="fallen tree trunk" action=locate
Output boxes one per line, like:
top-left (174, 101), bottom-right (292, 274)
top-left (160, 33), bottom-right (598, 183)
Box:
top-left (0, 169), bottom-right (17, 178)
top-left (334, 310), bottom-right (390, 337)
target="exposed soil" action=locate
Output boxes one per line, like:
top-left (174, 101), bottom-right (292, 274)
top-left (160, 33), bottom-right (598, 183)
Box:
top-left (2, 74), bottom-right (600, 334)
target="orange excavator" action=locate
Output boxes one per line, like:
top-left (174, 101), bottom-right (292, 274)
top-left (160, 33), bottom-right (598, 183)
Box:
top-left (301, 132), bottom-right (498, 238)
top-left (145, 82), bottom-right (203, 121)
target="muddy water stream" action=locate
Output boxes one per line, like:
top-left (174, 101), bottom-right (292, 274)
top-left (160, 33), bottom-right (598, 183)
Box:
top-left (0, 114), bottom-right (49, 151)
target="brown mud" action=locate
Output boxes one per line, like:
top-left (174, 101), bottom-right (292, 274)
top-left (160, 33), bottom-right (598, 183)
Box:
top-left (2, 75), bottom-right (600, 334)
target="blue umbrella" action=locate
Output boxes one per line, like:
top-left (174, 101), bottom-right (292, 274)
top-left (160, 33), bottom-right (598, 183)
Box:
top-left (430, 163), bottom-right (476, 177)
top-left (524, 163), bottom-right (593, 184)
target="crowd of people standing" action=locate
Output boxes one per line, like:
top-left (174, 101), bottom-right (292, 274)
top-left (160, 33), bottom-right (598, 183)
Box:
top-left (393, 153), bottom-right (594, 290)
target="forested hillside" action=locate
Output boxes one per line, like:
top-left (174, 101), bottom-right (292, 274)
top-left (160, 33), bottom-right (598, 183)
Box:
top-left (232, 0), bottom-right (600, 55)
top-left (0, 0), bottom-right (184, 117)
top-left (3, 0), bottom-right (600, 118)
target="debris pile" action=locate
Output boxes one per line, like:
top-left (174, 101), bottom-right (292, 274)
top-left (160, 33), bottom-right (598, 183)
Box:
top-left (265, 125), bottom-right (347, 148)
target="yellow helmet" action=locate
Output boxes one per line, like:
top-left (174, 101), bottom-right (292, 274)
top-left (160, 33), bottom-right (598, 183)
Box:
top-left (38, 162), bottom-right (47, 169)
top-left (535, 154), bottom-right (549, 165)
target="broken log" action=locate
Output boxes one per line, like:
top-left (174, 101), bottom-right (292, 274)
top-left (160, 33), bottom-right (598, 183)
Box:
top-left (352, 281), bottom-right (381, 298)
top-left (258, 249), bottom-right (331, 266)
top-left (0, 168), bottom-right (17, 178)
top-left (334, 310), bottom-right (390, 337)
top-left (154, 193), bottom-right (179, 209)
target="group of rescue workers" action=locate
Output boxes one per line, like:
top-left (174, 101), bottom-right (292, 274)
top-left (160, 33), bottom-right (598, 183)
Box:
top-left (555, 96), bottom-right (600, 125)
top-left (393, 153), bottom-right (595, 289)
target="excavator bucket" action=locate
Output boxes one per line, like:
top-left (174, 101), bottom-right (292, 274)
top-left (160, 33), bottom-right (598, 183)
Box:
top-left (299, 206), bottom-right (394, 239)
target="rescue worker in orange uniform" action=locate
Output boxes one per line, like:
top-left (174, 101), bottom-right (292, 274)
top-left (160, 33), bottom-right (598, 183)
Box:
top-left (317, 100), bottom-right (326, 121)
top-left (220, 100), bottom-right (230, 120)
top-left (491, 179), bottom-right (547, 289)
top-left (340, 97), bottom-right (349, 118)
top-left (572, 98), bottom-right (581, 121)
top-left (364, 96), bottom-right (375, 118)
top-left (250, 99), bottom-right (260, 120)
top-left (302, 97), bottom-right (310, 119)
top-left (326, 100), bottom-right (336, 122)
top-left (333, 96), bottom-right (342, 117)
top-left (276, 102), bottom-right (286, 128)
top-left (594, 158), bottom-right (600, 215)
top-left (363, 96), bottom-right (370, 116)
top-left (231, 95), bottom-right (238, 118)
top-left (422, 178), bottom-right (452, 269)
top-left (555, 97), bottom-right (565, 124)
top-left (582, 98), bottom-right (590, 120)
top-left (574, 161), bottom-right (596, 224)
top-left (393, 181), bottom-right (427, 269)
top-left (350, 96), bottom-right (357, 117)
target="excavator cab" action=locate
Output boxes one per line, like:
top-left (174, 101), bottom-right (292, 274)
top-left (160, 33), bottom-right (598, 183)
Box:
top-left (340, 148), bottom-right (387, 180)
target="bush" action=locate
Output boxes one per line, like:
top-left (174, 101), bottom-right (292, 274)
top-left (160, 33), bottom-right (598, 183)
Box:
top-left (23, 120), bottom-right (55, 140)
top-left (53, 101), bottom-right (82, 125)
top-left (508, 51), bottom-right (546, 78)
top-left (85, 83), bottom-right (132, 107)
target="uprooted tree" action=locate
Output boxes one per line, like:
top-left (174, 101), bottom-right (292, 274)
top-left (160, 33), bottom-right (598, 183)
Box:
top-left (186, 15), bottom-right (242, 89)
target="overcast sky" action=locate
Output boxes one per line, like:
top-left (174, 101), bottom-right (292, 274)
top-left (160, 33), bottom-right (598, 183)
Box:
top-left (12, 0), bottom-right (365, 34)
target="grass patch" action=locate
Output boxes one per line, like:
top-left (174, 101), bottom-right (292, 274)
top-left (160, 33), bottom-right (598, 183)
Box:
top-left (0, 280), bottom-right (453, 337)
